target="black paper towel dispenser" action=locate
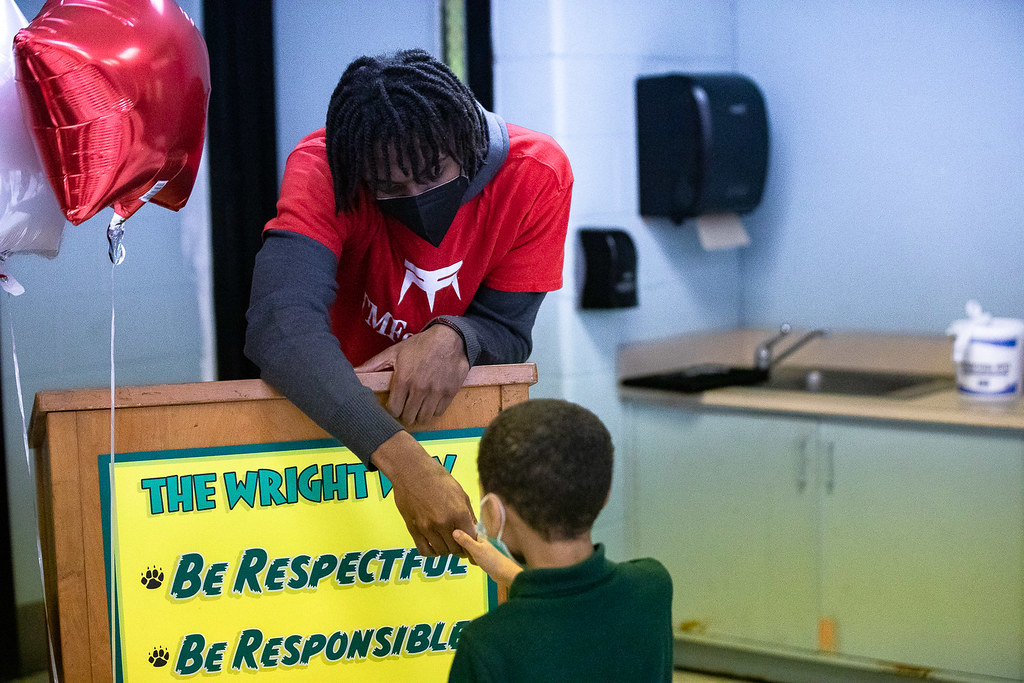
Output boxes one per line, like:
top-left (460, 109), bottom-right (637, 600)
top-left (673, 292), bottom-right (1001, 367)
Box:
top-left (636, 73), bottom-right (768, 223)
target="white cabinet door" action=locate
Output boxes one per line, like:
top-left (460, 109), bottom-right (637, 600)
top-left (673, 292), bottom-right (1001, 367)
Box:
top-left (818, 422), bottom-right (1024, 679)
top-left (627, 404), bottom-right (820, 650)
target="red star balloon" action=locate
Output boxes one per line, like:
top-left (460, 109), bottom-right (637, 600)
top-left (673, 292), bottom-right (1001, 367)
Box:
top-left (13, 0), bottom-right (211, 226)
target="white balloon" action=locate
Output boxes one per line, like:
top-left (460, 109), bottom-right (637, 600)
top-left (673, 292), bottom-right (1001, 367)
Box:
top-left (0, 0), bottom-right (65, 259)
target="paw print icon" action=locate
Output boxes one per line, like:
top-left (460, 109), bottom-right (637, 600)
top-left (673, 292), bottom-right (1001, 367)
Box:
top-left (141, 566), bottom-right (164, 589)
top-left (148, 646), bottom-right (169, 667)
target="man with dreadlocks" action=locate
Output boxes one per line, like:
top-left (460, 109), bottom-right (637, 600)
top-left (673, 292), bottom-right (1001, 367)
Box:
top-left (245, 49), bottom-right (572, 557)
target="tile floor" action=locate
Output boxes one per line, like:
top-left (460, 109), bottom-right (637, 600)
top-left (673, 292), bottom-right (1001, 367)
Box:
top-left (674, 670), bottom-right (737, 682)
top-left (13, 669), bottom-right (733, 682)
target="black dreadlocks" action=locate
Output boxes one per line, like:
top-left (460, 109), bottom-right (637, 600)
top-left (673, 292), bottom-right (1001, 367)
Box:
top-left (325, 49), bottom-right (488, 214)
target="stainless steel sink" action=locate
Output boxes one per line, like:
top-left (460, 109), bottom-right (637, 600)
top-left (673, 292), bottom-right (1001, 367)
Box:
top-left (760, 366), bottom-right (955, 398)
top-left (620, 326), bottom-right (956, 399)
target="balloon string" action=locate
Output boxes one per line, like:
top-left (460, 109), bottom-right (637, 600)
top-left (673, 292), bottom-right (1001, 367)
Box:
top-left (6, 293), bottom-right (61, 683)
top-left (109, 259), bottom-right (119, 682)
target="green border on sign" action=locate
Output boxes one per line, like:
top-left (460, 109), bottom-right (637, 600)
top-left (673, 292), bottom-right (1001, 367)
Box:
top-left (98, 428), bottom-right (490, 682)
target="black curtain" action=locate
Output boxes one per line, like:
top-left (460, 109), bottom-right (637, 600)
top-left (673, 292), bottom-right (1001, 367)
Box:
top-left (203, 0), bottom-right (278, 380)
top-left (465, 0), bottom-right (493, 111)
top-left (0, 389), bottom-right (19, 678)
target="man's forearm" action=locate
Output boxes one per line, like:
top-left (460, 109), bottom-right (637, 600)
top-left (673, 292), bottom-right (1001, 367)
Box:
top-left (244, 230), bottom-right (404, 466)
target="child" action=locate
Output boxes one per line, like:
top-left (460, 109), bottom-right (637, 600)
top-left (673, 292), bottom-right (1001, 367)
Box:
top-left (450, 399), bottom-right (674, 682)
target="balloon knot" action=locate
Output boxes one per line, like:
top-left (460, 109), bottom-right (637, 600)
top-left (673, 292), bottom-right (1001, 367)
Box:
top-left (107, 213), bottom-right (127, 265)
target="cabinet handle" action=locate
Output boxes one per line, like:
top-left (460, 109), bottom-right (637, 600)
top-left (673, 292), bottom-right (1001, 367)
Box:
top-left (796, 436), bottom-right (809, 493)
top-left (824, 441), bottom-right (835, 494)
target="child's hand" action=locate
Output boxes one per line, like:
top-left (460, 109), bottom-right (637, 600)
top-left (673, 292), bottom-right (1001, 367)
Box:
top-left (452, 529), bottom-right (523, 586)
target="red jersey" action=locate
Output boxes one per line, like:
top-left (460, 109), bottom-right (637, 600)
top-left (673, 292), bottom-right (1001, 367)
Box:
top-left (265, 124), bottom-right (573, 366)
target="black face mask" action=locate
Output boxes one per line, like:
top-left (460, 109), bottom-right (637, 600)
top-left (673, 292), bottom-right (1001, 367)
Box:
top-left (376, 175), bottom-right (470, 247)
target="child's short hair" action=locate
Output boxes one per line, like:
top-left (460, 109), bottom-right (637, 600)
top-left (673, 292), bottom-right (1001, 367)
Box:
top-left (477, 399), bottom-right (613, 540)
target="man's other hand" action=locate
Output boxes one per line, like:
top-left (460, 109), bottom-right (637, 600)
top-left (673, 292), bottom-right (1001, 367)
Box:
top-left (371, 431), bottom-right (476, 557)
top-left (354, 323), bottom-right (470, 426)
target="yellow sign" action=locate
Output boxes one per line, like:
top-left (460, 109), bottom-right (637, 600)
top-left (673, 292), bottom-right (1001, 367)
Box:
top-left (100, 430), bottom-right (490, 681)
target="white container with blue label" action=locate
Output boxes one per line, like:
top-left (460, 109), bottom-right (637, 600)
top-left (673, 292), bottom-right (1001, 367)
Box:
top-left (946, 301), bottom-right (1024, 401)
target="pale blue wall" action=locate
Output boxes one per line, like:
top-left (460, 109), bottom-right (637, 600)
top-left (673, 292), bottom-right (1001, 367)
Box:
top-left (488, 0), bottom-right (1024, 559)
top-left (273, 0), bottom-right (442, 181)
top-left (7, 0), bottom-right (1024, 619)
top-left (490, 0), bottom-right (744, 561)
top-left (736, 0), bottom-right (1024, 333)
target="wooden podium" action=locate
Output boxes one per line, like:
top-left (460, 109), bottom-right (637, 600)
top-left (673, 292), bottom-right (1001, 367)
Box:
top-left (28, 363), bottom-right (536, 682)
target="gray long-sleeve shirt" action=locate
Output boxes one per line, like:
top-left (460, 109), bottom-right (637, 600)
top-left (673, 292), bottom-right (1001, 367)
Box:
top-left (244, 229), bottom-right (544, 467)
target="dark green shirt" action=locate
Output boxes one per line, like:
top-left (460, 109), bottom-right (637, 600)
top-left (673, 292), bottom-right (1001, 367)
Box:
top-left (448, 544), bottom-right (674, 682)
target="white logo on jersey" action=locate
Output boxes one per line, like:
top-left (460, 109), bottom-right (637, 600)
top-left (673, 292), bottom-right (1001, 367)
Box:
top-left (398, 260), bottom-right (463, 312)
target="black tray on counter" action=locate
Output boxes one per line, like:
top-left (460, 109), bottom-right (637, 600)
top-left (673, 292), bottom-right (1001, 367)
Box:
top-left (620, 364), bottom-right (769, 393)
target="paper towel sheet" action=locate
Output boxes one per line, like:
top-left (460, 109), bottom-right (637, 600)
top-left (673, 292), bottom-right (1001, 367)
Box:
top-left (696, 212), bottom-right (750, 250)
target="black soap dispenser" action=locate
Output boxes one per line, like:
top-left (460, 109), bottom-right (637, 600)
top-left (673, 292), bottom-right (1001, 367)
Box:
top-left (578, 228), bottom-right (638, 309)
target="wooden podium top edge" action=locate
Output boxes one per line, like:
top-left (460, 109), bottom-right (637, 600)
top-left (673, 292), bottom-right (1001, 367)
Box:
top-left (29, 363), bottom-right (538, 445)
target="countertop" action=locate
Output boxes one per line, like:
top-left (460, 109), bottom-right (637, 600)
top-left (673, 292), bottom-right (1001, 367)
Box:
top-left (617, 329), bottom-right (1024, 431)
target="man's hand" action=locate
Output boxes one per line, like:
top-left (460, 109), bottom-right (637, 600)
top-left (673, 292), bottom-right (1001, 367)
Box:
top-left (452, 529), bottom-right (523, 587)
top-left (354, 323), bottom-right (470, 426)
top-left (372, 431), bottom-right (476, 557)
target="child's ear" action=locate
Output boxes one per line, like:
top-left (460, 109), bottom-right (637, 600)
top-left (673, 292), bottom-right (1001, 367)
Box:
top-left (480, 491), bottom-right (506, 519)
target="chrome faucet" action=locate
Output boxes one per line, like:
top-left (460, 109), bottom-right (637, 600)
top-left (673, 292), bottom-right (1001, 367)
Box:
top-left (755, 324), bottom-right (827, 370)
